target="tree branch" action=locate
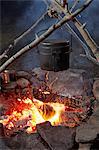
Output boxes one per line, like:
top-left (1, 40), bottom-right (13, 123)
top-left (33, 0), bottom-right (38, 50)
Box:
top-left (0, 10), bottom-right (48, 61)
top-left (14, 11), bottom-right (48, 45)
top-left (0, 45), bottom-right (13, 60)
top-left (59, 15), bottom-right (99, 65)
top-left (70, 0), bottom-right (80, 13)
top-left (0, 0), bottom-right (93, 73)
top-left (54, 0), bottom-right (99, 62)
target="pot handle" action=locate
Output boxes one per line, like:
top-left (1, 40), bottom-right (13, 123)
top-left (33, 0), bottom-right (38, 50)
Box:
top-left (35, 28), bottom-right (49, 53)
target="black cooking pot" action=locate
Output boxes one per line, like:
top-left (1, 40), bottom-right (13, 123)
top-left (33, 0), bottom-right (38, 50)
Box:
top-left (39, 40), bottom-right (70, 71)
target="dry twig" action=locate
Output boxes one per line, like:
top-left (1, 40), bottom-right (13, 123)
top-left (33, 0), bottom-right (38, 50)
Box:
top-left (70, 0), bottom-right (80, 12)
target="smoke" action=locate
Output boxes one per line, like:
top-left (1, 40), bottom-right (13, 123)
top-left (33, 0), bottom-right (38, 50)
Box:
top-left (0, 0), bottom-right (99, 76)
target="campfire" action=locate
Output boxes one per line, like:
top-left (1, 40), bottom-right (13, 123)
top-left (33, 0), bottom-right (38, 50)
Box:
top-left (0, 69), bottom-right (97, 149)
top-left (0, 97), bottom-right (64, 134)
top-left (0, 89), bottom-right (88, 137)
top-left (0, 68), bottom-right (94, 139)
top-left (0, 0), bottom-right (99, 149)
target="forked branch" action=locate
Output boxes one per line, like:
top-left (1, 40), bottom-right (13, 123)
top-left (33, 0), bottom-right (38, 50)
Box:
top-left (0, 0), bottom-right (93, 73)
top-left (54, 0), bottom-right (99, 62)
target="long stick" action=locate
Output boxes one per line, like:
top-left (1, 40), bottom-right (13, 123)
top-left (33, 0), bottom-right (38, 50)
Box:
top-left (0, 11), bottom-right (48, 60)
top-left (14, 11), bottom-right (48, 45)
top-left (0, 0), bottom-right (92, 73)
top-left (59, 15), bottom-right (99, 65)
top-left (54, 0), bottom-right (99, 61)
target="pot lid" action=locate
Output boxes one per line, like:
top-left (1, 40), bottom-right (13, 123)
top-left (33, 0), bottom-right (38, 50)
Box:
top-left (41, 39), bottom-right (69, 47)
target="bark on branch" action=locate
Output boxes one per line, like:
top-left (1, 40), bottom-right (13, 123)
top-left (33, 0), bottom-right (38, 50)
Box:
top-left (70, 0), bottom-right (80, 13)
top-left (54, 0), bottom-right (99, 62)
top-left (59, 15), bottom-right (99, 65)
top-left (14, 11), bottom-right (48, 46)
top-left (0, 11), bottom-right (48, 61)
top-left (0, 0), bottom-right (93, 73)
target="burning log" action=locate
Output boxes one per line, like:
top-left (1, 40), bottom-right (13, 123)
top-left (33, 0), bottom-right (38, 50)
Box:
top-left (0, 92), bottom-right (90, 136)
top-left (37, 103), bottom-right (56, 120)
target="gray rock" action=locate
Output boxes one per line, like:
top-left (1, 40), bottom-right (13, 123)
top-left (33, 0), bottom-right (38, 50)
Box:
top-left (16, 78), bottom-right (30, 88)
top-left (93, 79), bottom-right (99, 100)
top-left (0, 123), bottom-right (5, 138)
top-left (6, 132), bottom-right (48, 150)
top-left (0, 138), bottom-right (11, 150)
top-left (3, 81), bottom-right (17, 91)
top-left (16, 71), bottom-right (32, 80)
top-left (37, 121), bottom-right (75, 150)
top-left (78, 143), bottom-right (91, 150)
top-left (0, 104), bottom-right (5, 116)
top-left (32, 68), bottom-right (93, 97)
top-left (0, 124), bottom-right (11, 150)
top-left (76, 108), bottom-right (99, 143)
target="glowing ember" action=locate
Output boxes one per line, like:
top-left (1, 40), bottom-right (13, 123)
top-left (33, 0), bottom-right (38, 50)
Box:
top-left (0, 97), bottom-right (66, 134)
top-left (0, 88), bottom-right (86, 136)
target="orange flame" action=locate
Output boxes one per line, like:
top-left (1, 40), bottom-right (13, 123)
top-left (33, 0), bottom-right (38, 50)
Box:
top-left (0, 97), bottom-right (65, 134)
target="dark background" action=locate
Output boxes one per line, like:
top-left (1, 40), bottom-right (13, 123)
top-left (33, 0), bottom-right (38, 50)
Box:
top-left (0, 0), bottom-right (99, 77)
